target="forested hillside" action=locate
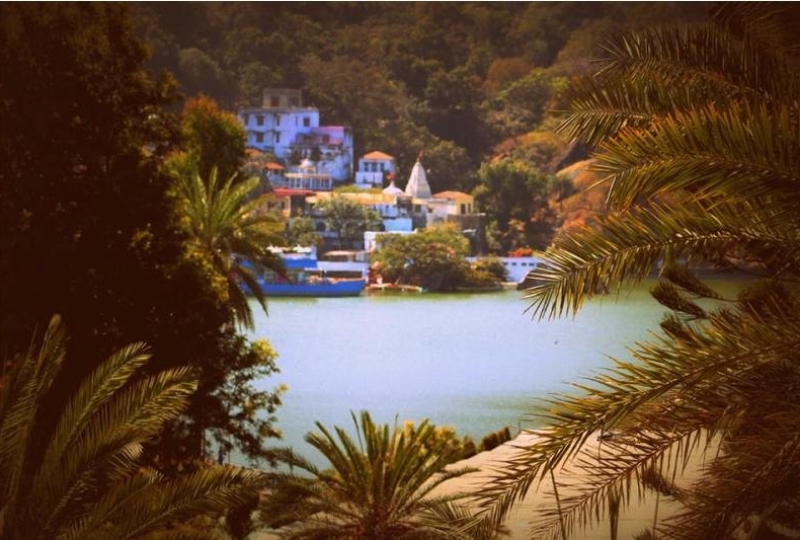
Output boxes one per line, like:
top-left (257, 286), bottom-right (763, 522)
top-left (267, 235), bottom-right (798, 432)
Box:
top-left (134, 2), bottom-right (708, 250)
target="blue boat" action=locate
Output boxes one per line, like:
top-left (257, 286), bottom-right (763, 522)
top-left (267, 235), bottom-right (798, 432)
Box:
top-left (257, 277), bottom-right (367, 297)
top-left (251, 248), bottom-right (367, 298)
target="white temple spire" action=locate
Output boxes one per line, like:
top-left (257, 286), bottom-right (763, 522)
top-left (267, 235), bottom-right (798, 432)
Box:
top-left (404, 152), bottom-right (431, 199)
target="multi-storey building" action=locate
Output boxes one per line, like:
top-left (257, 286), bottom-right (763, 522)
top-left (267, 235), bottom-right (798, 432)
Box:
top-left (238, 88), bottom-right (353, 184)
top-left (354, 151), bottom-right (397, 189)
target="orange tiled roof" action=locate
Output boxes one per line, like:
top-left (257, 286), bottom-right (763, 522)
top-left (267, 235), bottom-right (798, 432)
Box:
top-left (363, 151), bottom-right (395, 161)
top-left (265, 162), bottom-right (286, 170)
top-left (434, 190), bottom-right (472, 199)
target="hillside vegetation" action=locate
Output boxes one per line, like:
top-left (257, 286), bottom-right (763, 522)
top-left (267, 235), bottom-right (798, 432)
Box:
top-left (134, 3), bottom-right (706, 251)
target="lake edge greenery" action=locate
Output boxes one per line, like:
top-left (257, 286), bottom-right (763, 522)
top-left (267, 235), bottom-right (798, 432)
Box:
top-left (3, 2), bottom-right (799, 538)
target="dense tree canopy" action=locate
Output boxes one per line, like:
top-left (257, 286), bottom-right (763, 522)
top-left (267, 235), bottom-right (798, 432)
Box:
top-left (316, 195), bottom-right (382, 250)
top-left (473, 159), bottom-right (558, 252)
top-left (170, 95), bottom-right (248, 180)
top-left (133, 3), bottom-right (708, 189)
top-left (371, 226), bottom-right (472, 292)
top-left (0, 3), bottom-right (282, 465)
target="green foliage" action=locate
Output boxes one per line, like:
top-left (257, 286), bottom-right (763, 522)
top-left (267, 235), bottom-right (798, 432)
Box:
top-left (316, 194), bottom-right (383, 250)
top-left (283, 216), bottom-right (323, 249)
top-left (479, 426), bottom-right (513, 452)
top-left (177, 166), bottom-right (286, 329)
top-left (472, 256), bottom-right (509, 283)
top-left (401, 421), bottom-right (479, 463)
top-left (133, 4), bottom-right (708, 191)
top-left (261, 411), bottom-right (480, 539)
top-left (480, 5), bottom-right (800, 538)
top-left (474, 159), bottom-right (558, 252)
top-left (0, 316), bottom-right (268, 539)
top-left (486, 68), bottom-right (557, 139)
top-left (0, 4), bottom-right (283, 465)
top-left (177, 47), bottom-right (232, 104)
top-left (172, 95), bottom-right (247, 180)
top-left (371, 226), bottom-right (472, 291)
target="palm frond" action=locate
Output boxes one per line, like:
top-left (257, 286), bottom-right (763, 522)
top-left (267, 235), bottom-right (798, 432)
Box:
top-left (481, 286), bottom-right (800, 535)
top-left (24, 366), bottom-right (198, 538)
top-left (595, 103), bottom-right (800, 212)
top-left (2, 316), bottom-right (257, 539)
top-left (89, 466), bottom-right (268, 540)
top-left (263, 411), bottom-right (481, 539)
top-left (524, 198), bottom-right (798, 320)
top-left (177, 166), bottom-right (286, 329)
top-left (597, 27), bottom-right (792, 103)
top-left (0, 315), bottom-right (67, 529)
top-left (711, 2), bottom-right (800, 64)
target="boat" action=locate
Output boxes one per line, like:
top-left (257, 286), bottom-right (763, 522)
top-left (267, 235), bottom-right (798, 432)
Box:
top-left (258, 277), bottom-right (367, 297)
top-left (366, 283), bottom-right (425, 294)
top-left (249, 247), bottom-right (367, 298)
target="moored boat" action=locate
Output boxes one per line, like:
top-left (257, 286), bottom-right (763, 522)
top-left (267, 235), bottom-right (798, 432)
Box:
top-left (249, 247), bottom-right (367, 297)
top-left (258, 277), bottom-right (367, 297)
top-left (366, 283), bottom-right (425, 294)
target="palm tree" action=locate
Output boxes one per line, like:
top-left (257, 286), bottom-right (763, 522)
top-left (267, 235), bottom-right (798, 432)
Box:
top-left (0, 315), bottom-right (268, 539)
top-left (261, 411), bottom-right (479, 539)
top-left (179, 166), bottom-right (285, 329)
top-left (479, 4), bottom-right (800, 539)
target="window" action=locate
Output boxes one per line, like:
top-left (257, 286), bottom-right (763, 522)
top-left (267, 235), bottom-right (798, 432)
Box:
top-left (256, 115), bottom-right (264, 126)
top-left (275, 114), bottom-right (281, 126)
top-left (275, 132), bottom-right (281, 144)
top-left (460, 204), bottom-right (466, 214)
top-left (243, 114), bottom-right (250, 124)
top-left (255, 132), bottom-right (264, 143)
top-left (271, 96), bottom-right (279, 107)
top-left (303, 117), bottom-right (311, 127)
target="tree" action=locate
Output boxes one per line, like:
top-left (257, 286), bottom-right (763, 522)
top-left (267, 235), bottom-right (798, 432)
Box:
top-left (172, 95), bottom-right (248, 181)
top-left (284, 216), bottom-right (324, 249)
top-left (0, 4), bottom-right (283, 465)
top-left (317, 194), bottom-right (382, 250)
top-left (178, 166), bottom-right (286, 329)
top-left (480, 5), bottom-right (800, 538)
top-left (261, 411), bottom-right (478, 539)
top-left (473, 159), bottom-right (556, 252)
top-left (371, 226), bottom-right (471, 291)
top-left (0, 316), bottom-right (267, 539)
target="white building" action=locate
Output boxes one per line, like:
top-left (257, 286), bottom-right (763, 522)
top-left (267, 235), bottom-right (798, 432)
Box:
top-left (238, 88), bottom-right (353, 184)
top-left (283, 159), bottom-right (334, 191)
top-left (355, 151), bottom-right (397, 189)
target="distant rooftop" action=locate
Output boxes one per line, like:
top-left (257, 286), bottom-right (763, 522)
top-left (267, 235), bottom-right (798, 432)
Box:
top-left (433, 190), bottom-right (472, 199)
top-left (363, 151), bottom-right (395, 161)
top-left (262, 88), bottom-right (303, 108)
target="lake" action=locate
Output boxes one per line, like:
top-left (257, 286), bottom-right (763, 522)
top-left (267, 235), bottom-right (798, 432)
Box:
top-left (246, 278), bottom-right (743, 463)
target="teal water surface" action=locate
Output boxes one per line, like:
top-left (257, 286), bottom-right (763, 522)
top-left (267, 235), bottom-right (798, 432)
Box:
top-left (247, 279), bottom-right (742, 463)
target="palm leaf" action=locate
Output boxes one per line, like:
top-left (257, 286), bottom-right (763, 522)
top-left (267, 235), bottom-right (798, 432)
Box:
top-left (0, 316), bottom-right (67, 529)
top-left (481, 287), bottom-right (800, 535)
top-left (1, 316), bottom-right (263, 539)
top-left (177, 166), bottom-right (286, 329)
top-left (263, 411), bottom-right (482, 539)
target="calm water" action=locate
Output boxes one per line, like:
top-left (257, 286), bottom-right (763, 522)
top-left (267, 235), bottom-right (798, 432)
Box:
top-left (247, 279), bottom-right (742, 463)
